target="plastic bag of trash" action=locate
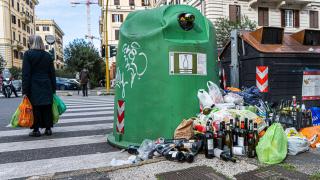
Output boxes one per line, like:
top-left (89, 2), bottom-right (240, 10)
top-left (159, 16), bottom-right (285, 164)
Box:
top-left (197, 89), bottom-right (214, 109)
top-left (256, 123), bottom-right (288, 164)
top-left (110, 155), bottom-right (139, 166)
top-left (207, 81), bottom-right (224, 104)
top-left (299, 126), bottom-right (320, 148)
top-left (211, 109), bottom-right (234, 122)
top-left (138, 139), bottom-right (156, 160)
top-left (285, 128), bottom-right (310, 155)
top-left (223, 93), bottom-right (244, 105)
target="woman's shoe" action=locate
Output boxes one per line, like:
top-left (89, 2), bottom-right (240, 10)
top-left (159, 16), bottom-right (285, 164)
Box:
top-left (29, 131), bottom-right (41, 137)
top-left (44, 129), bottom-right (52, 136)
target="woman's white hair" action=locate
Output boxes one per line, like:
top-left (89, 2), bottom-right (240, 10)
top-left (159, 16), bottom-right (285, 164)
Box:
top-left (28, 35), bottom-right (45, 50)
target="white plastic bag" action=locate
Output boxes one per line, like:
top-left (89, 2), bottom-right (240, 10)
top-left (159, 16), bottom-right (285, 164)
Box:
top-left (207, 81), bottom-right (224, 104)
top-left (197, 89), bottom-right (214, 109)
top-left (223, 92), bottom-right (244, 105)
top-left (137, 139), bottom-right (155, 160)
top-left (285, 128), bottom-right (310, 155)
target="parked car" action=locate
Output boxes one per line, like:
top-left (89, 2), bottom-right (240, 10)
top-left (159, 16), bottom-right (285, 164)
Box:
top-left (56, 77), bottom-right (80, 90)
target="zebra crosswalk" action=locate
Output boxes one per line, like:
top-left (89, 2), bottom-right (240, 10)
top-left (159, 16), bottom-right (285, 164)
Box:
top-left (0, 95), bottom-right (121, 179)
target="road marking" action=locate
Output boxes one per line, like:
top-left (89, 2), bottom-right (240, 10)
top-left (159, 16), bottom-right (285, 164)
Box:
top-left (65, 102), bottom-right (113, 106)
top-left (0, 135), bottom-right (107, 153)
top-left (58, 116), bottom-right (114, 124)
top-left (61, 110), bottom-right (113, 117)
top-left (66, 107), bottom-right (113, 112)
top-left (67, 104), bottom-right (113, 109)
top-left (0, 151), bottom-right (130, 180)
top-left (63, 99), bottom-right (114, 103)
top-left (0, 123), bottom-right (113, 138)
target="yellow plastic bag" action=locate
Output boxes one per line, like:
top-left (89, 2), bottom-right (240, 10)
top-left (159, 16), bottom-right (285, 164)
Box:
top-left (18, 97), bottom-right (34, 127)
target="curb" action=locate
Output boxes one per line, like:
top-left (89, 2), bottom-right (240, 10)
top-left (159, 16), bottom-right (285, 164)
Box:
top-left (27, 158), bottom-right (165, 180)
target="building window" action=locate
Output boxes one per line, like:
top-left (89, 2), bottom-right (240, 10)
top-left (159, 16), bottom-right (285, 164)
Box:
top-left (13, 31), bottom-right (16, 41)
top-left (14, 50), bottom-right (19, 59)
top-left (112, 14), bottom-right (123, 22)
top-left (23, 37), bottom-right (26, 46)
top-left (258, 7), bottom-right (269, 26)
top-left (17, 2), bottom-right (20, 11)
top-left (30, 2), bottom-right (33, 9)
top-left (18, 19), bottom-right (20, 27)
top-left (45, 45), bottom-right (49, 50)
top-left (11, 15), bottom-right (16, 24)
top-left (22, 23), bottom-right (26, 31)
top-left (114, 0), bottom-right (120, 5)
top-left (43, 26), bottom-right (50, 31)
top-left (31, 28), bottom-right (33, 34)
top-left (18, 34), bottom-right (21, 42)
top-left (11, 0), bottom-right (14, 8)
top-left (36, 26), bottom-right (39, 31)
top-left (19, 52), bottom-right (23, 59)
top-left (142, 0), bottom-right (150, 6)
top-left (281, 9), bottom-right (300, 28)
top-left (310, 11), bottom-right (319, 28)
top-left (129, 0), bottom-right (135, 6)
top-left (26, 0), bottom-right (30, 5)
top-left (229, 5), bottom-right (241, 22)
top-left (27, 26), bottom-right (30, 33)
top-left (115, 30), bottom-right (120, 40)
top-left (284, 10), bottom-right (293, 27)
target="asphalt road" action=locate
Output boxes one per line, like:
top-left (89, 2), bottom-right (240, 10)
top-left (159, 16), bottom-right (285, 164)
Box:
top-left (0, 94), bottom-right (118, 179)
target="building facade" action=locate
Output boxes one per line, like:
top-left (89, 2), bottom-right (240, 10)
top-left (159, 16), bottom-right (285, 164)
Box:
top-left (35, 19), bottom-right (64, 70)
top-left (0, 0), bottom-right (38, 68)
top-left (156, 0), bottom-right (320, 33)
top-left (99, 0), bottom-right (154, 60)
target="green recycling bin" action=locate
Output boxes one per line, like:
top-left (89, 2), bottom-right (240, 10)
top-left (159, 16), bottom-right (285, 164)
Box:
top-left (107, 5), bottom-right (219, 148)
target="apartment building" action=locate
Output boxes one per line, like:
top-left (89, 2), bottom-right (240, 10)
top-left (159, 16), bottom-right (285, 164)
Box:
top-left (0, 0), bottom-right (38, 68)
top-left (99, 0), bottom-right (154, 79)
top-left (35, 19), bottom-right (64, 70)
top-left (155, 0), bottom-right (320, 33)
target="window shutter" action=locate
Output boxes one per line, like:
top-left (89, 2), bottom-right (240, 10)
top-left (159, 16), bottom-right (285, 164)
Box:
top-left (315, 11), bottom-right (319, 28)
top-left (294, 10), bottom-right (300, 28)
top-left (229, 5), bottom-right (237, 22)
top-left (112, 14), bottom-right (115, 22)
top-left (258, 8), bottom-right (263, 26)
top-left (264, 8), bottom-right (269, 26)
top-left (281, 9), bottom-right (285, 27)
top-left (120, 14), bottom-right (123, 22)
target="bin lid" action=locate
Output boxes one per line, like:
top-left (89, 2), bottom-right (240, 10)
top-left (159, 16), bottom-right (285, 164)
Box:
top-left (219, 27), bottom-right (320, 58)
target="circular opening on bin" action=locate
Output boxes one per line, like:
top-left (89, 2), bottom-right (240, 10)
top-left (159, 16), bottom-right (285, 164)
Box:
top-left (178, 13), bottom-right (195, 31)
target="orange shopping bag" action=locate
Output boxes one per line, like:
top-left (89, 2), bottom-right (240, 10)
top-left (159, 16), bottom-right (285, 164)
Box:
top-left (18, 96), bottom-right (34, 127)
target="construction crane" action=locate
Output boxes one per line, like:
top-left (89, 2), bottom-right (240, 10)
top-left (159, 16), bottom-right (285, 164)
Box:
top-left (70, 0), bottom-right (99, 43)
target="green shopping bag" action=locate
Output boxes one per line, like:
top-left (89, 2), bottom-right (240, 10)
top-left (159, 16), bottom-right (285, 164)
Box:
top-left (53, 94), bottom-right (67, 115)
top-left (256, 123), bottom-right (288, 164)
top-left (52, 100), bottom-right (59, 124)
top-left (10, 108), bottom-right (20, 127)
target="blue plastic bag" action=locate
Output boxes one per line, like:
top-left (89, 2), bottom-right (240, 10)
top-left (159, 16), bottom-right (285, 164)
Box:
top-left (310, 107), bottom-right (320, 126)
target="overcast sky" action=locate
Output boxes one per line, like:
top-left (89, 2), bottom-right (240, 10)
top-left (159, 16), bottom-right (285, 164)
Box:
top-left (35, 0), bottom-right (101, 49)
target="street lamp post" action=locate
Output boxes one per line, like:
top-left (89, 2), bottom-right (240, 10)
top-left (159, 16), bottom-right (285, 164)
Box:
top-left (104, 0), bottom-right (110, 93)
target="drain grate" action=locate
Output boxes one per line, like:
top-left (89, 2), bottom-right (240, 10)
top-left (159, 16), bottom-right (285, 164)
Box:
top-left (156, 166), bottom-right (227, 180)
top-left (235, 165), bottom-right (309, 180)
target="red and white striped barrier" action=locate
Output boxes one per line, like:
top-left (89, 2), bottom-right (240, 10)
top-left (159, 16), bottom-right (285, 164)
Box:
top-left (256, 66), bottom-right (269, 92)
top-left (117, 100), bottom-right (125, 134)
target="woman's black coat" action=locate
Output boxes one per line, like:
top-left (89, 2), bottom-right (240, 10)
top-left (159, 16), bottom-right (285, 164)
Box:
top-left (22, 49), bottom-right (56, 106)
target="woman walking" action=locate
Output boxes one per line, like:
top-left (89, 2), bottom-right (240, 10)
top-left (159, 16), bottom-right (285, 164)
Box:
top-left (22, 35), bottom-right (56, 137)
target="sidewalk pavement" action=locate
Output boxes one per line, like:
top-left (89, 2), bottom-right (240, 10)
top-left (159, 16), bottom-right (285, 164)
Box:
top-left (27, 149), bottom-right (320, 180)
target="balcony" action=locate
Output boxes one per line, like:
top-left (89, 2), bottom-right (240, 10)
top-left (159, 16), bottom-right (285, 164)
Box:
top-left (249, 0), bottom-right (313, 8)
top-left (20, 12), bottom-right (32, 24)
top-left (12, 40), bottom-right (24, 50)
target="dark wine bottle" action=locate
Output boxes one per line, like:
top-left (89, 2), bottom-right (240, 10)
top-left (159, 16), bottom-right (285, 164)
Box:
top-left (181, 151), bottom-right (195, 163)
top-left (244, 118), bottom-right (249, 153)
top-left (233, 118), bottom-right (240, 146)
top-left (253, 122), bottom-right (259, 156)
top-left (204, 121), bottom-right (214, 159)
top-left (247, 120), bottom-right (255, 158)
top-left (217, 122), bottom-right (225, 150)
top-left (225, 123), bottom-right (233, 157)
top-left (213, 148), bottom-right (237, 163)
top-left (164, 150), bottom-right (185, 162)
top-left (238, 120), bottom-right (245, 148)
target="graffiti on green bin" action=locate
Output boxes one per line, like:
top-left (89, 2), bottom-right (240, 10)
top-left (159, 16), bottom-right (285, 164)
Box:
top-left (116, 42), bottom-right (148, 98)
